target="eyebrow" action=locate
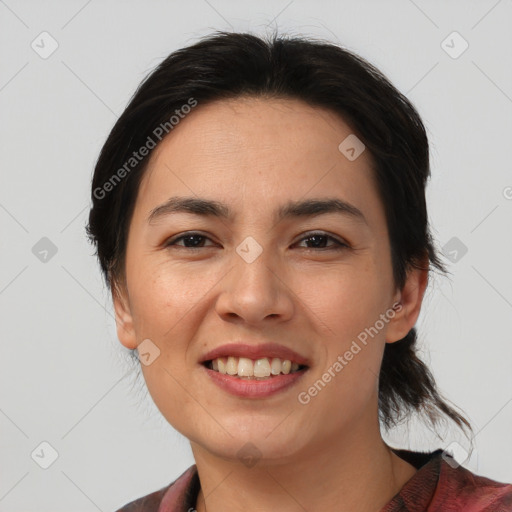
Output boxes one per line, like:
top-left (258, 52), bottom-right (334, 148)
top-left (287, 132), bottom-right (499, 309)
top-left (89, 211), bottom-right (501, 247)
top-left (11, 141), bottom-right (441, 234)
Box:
top-left (147, 196), bottom-right (368, 226)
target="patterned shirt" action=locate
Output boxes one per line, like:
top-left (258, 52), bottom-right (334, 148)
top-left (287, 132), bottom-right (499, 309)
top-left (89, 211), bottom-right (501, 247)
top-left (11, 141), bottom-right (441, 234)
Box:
top-left (115, 448), bottom-right (512, 511)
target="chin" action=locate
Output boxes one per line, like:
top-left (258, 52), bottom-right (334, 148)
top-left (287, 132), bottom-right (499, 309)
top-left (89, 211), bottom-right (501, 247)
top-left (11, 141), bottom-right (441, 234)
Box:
top-left (198, 428), bottom-right (308, 467)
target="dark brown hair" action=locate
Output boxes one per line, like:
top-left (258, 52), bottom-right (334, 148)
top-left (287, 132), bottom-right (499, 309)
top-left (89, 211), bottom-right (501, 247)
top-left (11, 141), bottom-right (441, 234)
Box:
top-left (86, 31), bottom-right (472, 437)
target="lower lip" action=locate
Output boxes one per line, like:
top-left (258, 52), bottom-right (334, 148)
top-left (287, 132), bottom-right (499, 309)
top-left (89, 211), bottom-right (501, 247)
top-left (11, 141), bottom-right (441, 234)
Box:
top-left (202, 365), bottom-right (308, 398)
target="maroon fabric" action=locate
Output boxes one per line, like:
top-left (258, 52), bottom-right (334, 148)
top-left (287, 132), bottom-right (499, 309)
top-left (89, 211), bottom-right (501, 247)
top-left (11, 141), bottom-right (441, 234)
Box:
top-left (115, 449), bottom-right (512, 511)
top-left (382, 449), bottom-right (512, 511)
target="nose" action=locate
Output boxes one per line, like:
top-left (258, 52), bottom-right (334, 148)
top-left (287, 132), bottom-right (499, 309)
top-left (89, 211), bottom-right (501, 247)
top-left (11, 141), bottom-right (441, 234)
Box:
top-left (215, 245), bottom-right (295, 326)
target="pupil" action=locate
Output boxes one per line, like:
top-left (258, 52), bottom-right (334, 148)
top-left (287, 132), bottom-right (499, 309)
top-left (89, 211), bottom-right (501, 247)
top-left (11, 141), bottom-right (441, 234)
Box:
top-left (308, 235), bottom-right (326, 248)
top-left (184, 235), bottom-right (203, 247)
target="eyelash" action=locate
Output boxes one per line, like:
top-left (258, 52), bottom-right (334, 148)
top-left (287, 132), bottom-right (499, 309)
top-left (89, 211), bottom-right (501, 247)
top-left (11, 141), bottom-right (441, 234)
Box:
top-left (164, 231), bottom-right (349, 251)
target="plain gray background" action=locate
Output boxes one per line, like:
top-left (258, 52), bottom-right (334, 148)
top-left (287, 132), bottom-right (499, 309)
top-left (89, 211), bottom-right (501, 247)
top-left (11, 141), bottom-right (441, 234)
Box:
top-left (1, 0), bottom-right (511, 510)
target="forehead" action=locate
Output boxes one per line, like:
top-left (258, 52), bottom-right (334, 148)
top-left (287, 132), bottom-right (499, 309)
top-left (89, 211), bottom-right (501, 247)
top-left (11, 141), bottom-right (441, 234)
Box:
top-left (136, 96), bottom-right (381, 223)
top-left (148, 96), bottom-right (368, 164)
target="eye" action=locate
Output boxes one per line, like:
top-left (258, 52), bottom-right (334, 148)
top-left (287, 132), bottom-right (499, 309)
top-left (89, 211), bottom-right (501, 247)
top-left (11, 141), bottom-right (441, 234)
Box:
top-left (164, 231), bottom-right (349, 251)
top-left (294, 231), bottom-right (349, 250)
top-left (164, 232), bottom-right (216, 248)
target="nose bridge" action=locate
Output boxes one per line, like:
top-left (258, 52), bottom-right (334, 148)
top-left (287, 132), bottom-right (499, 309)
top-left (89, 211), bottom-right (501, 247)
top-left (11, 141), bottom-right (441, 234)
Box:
top-left (215, 234), bottom-right (294, 323)
top-left (235, 237), bottom-right (275, 290)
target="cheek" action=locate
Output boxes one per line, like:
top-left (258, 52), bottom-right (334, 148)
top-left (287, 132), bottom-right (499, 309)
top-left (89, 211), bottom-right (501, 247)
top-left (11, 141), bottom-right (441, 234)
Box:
top-left (132, 266), bottom-right (210, 433)
top-left (295, 264), bottom-right (388, 341)
top-left (128, 263), bottom-right (213, 338)
top-left (296, 266), bottom-right (389, 394)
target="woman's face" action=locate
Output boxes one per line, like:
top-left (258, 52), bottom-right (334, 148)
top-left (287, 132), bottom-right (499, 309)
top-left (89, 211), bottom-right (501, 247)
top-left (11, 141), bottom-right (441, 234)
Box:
top-left (114, 97), bottom-right (424, 464)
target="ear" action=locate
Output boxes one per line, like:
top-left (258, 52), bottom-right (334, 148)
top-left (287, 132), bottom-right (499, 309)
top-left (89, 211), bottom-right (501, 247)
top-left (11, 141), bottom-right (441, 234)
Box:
top-left (112, 280), bottom-right (138, 350)
top-left (386, 263), bottom-right (429, 344)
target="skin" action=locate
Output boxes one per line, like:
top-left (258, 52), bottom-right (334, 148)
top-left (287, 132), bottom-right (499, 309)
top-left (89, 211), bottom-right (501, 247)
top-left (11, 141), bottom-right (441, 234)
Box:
top-left (113, 97), bottom-right (429, 511)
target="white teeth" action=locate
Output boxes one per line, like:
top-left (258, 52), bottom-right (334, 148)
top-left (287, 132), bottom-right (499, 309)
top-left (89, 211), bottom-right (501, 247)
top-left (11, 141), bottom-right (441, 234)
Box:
top-left (208, 356), bottom-right (304, 378)
top-left (226, 356), bottom-right (238, 375)
top-left (270, 357), bottom-right (282, 375)
top-left (253, 358), bottom-right (271, 378)
top-left (238, 357), bottom-right (253, 377)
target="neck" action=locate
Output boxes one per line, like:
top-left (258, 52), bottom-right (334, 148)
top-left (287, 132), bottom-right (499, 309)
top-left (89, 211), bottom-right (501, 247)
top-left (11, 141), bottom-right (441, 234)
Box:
top-left (191, 407), bottom-right (417, 512)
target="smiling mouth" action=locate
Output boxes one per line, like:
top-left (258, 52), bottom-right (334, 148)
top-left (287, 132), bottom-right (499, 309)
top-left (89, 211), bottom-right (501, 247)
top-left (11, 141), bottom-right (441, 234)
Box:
top-left (203, 356), bottom-right (308, 380)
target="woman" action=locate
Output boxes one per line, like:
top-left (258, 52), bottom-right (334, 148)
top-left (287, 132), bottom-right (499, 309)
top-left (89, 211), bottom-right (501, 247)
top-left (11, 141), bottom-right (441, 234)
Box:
top-left (86, 32), bottom-right (512, 511)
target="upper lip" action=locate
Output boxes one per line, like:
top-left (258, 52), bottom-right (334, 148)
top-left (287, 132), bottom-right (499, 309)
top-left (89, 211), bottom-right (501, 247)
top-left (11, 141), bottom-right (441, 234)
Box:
top-left (200, 343), bottom-right (310, 367)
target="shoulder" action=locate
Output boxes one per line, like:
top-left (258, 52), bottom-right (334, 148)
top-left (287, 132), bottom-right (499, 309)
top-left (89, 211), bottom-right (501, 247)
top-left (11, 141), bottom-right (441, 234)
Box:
top-left (114, 465), bottom-right (198, 512)
top-left (432, 455), bottom-right (512, 511)
top-left (385, 448), bottom-right (512, 512)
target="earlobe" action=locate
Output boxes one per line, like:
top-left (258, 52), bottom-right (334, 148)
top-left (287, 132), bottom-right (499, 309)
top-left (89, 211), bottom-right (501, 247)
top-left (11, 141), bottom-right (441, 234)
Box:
top-left (112, 283), bottom-right (138, 350)
top-left (386, 265), bottom-right (429, 343)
